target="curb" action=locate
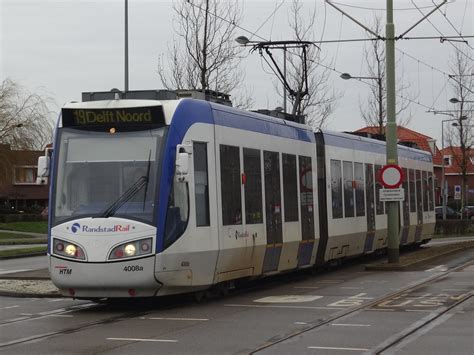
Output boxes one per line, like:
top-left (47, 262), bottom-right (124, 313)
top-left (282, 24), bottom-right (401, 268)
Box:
top-left (365, 241), bottom-right (474, 271)
top-left (0, 290), bottom-right (64, 298)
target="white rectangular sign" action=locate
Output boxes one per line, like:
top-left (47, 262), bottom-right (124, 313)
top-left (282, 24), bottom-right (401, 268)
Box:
top-left (380, 188), bottom-right (405, 201)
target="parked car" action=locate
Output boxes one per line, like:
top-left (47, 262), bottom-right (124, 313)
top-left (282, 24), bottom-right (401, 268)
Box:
top-left (435, 206), bottom-right (461, 219)
top-left (460, 206), bottom-right (474, 220)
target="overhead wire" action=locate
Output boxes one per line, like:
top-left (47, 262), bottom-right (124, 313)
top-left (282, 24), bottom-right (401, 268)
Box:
top-left (410, 0), bottom-right (473, 62)
top-left (431, 0), bottom-right (474, 50)
top-left (328, 1), bottom-right (444, 11)
top-left (248, 0), bottom-right (286, 41)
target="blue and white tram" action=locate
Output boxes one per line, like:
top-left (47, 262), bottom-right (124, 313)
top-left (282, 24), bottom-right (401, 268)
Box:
top-left (40, 98), bottom-right (435, 299)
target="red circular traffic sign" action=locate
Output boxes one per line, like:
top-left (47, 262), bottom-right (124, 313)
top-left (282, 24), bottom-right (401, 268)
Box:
top-left (379, 164), bottom-right (404, 188)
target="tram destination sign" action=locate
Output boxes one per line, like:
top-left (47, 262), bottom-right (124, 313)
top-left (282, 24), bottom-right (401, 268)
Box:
top-left (62, 106), bottom-right (165, 130)
top-left (380, 188), bottom-right (405, 202)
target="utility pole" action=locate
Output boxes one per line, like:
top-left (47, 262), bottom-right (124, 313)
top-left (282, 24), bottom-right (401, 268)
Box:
top-left (385, 0), bottom-right (399, 263)
top-left (124, 0), bottom-right (129, 92)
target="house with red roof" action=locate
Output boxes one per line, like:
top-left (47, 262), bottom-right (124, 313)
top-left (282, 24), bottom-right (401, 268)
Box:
top-left (439, 145), bottom-right (474, 205)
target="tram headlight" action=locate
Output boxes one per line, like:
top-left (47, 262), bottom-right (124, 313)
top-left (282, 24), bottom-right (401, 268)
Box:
top-left (124, 244), bottom-right (136, 256)
top-left (108, 238), bottom-right (153, 260)
top-left (53, 239), bottom-right (86, 260)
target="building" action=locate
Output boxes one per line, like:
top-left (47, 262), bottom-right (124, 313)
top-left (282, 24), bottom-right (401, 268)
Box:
top-left (0, 144), bottom-right (49, 213)
top-left (439, 146), bottom-right (474, 205)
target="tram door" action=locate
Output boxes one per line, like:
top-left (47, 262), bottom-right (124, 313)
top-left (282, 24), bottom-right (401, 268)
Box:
top-left (415, 170), bottom-right (423, 242)
top-left (262, 151), bottom-right (283, 273)
top-left (364, 163), bottom-right (375, 252)
top-left (400, 168), bottom-right (410, 245)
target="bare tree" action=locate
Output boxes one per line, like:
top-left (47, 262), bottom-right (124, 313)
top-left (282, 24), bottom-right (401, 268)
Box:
top-left (0, 78), bottom-right (54, 151)
top-left (445, 47), bottom-right (473, 210)
top-left (359, 16), bottom-right (413, 133)
top-left (158, 0), bottom-right (252, 107)
top-left (275, 0), bottom-right (336, 129)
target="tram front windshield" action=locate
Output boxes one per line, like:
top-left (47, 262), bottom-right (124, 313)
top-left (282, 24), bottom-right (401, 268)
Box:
top-left (52, 128), bottom-right (165, 226)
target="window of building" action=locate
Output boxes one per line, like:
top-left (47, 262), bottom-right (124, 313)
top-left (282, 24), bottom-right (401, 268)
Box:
top-left (409, 169), bottom-right (416, 212)
top-left (299, 156), bottom-right (314, 240)
top-left (443, 155), bottom-right (452, 166)
top-left (374, 164), bottom-right (385, 215)
top-left (343, 161), bottom-right (354, 218)
top-left (330, 160), bottom-right (343, 219)
top-left (220, 145), bottom-right (242, 225)
top-left (243, 148), bottom-right (263, 224)
top-left (193, 142), bottom-right (210, 227)
top-left (14, 166), bottom-right (37, 185)
top-left (354, 162), bottom-right (365, 216)
top-left (283, 154), bottom-right (298, 222)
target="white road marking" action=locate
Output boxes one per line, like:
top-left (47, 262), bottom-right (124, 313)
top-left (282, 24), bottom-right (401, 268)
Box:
top-left (225, 304), bottom-right (344, 310)
top-left (2, 316), bottom-right (30, 323)
top-left (1, 305), bottom-right (19, 310)
top-left (442, 289), bottom-right (466, 292)
top-left (316, 280), bottom-right (345, 284)
top-left (38, 308), bottom-right (66, 315)
top-left (366, 308), bottom-right (395, 312)
top-left (331, 323), bottom-right (371, 327)
top-left (144, 317), bottom-right (209, 321)
top-left (47, 314), bottom-right (74, 318)
top-left (340, 287), bottom-right (363, 290)
top-left (308, 346), bottom-right (369, 351)
top-left (107, 338), bottom-right (177, 343)
top-left (0, 269), bottom-right (31, 275)
top-left (425, 265), bottom-right (448, 272)
top-left (254, 295), bottom-right (322, 303)
top-left (294, 322), bottom-right (308, 325)
top-left (406, 309), bottom-right (432, 312)
top-left (20, 313), bottom-right (33, 316)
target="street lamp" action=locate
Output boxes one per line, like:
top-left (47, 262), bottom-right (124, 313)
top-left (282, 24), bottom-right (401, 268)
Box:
top-left (449, 97), bottom-right (474, 104)
top-left (341, 73), bottom-right (383, 134)
top-left (439, 115), bottom-right (468, 220)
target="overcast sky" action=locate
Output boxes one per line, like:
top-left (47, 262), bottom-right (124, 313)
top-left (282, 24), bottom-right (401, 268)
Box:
top-left (1, 0), bottom-right (472, 145)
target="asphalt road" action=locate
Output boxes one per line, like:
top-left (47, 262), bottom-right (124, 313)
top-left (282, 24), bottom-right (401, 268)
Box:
top-left (0, 249), bottom-right (472, 354)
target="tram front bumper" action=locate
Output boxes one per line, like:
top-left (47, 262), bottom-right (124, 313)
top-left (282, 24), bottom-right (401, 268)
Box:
top-left (50, 255), bottom-right (161, 298)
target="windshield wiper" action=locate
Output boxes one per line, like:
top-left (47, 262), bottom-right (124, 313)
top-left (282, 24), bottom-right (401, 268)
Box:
top-left (100, 150), bottom-right (152, 218)
top-left (99, 176), bottom-right (148, 218)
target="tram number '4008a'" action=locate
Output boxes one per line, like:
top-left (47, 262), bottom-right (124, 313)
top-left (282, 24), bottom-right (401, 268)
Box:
top-left (123, 265), bottom-right (144, 272)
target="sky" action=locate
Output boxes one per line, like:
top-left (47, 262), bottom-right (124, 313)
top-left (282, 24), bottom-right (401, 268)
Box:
top-left (1, 0), bottom-right (473, 145)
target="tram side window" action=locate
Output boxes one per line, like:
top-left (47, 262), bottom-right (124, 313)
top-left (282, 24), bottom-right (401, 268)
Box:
top-left (422, 171), bottom-right (429, 212)
top-left (244, 148), bottom-right (263, 224)
top-left (428, 172), bottom-right (434, 211)
top-left (416, 170), bottom-right (422, 213)
top-left (375, 164), bottom-right (385, 215)
top-left (409, 169), bottom-right (416, 212)
top-left (283, 154), bottom-right (298, 222)
top-left (193, 142), bottom-right (210, 227)
top-left (330, 160), bottom-right (343, 219)
top-left (343, 161), bottom-right (354, 218)
top-left (220, 145), bottom-right (242, 225)
top-left (299, 156), bottom-right (314, 240)
top-left (402, 168), bottom-right (409, 213)
top-left (354, 162), bottom-right (365, 217)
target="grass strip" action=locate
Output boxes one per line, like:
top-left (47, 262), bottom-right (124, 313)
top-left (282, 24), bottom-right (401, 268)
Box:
top-left (0, 221), bottom-right (48, 234)
top-left (0, 246), bottom-right (47, 258)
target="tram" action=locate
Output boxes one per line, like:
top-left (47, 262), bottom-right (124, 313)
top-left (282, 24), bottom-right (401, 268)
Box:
top-left (37, 97), bottom-right (435, 299)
